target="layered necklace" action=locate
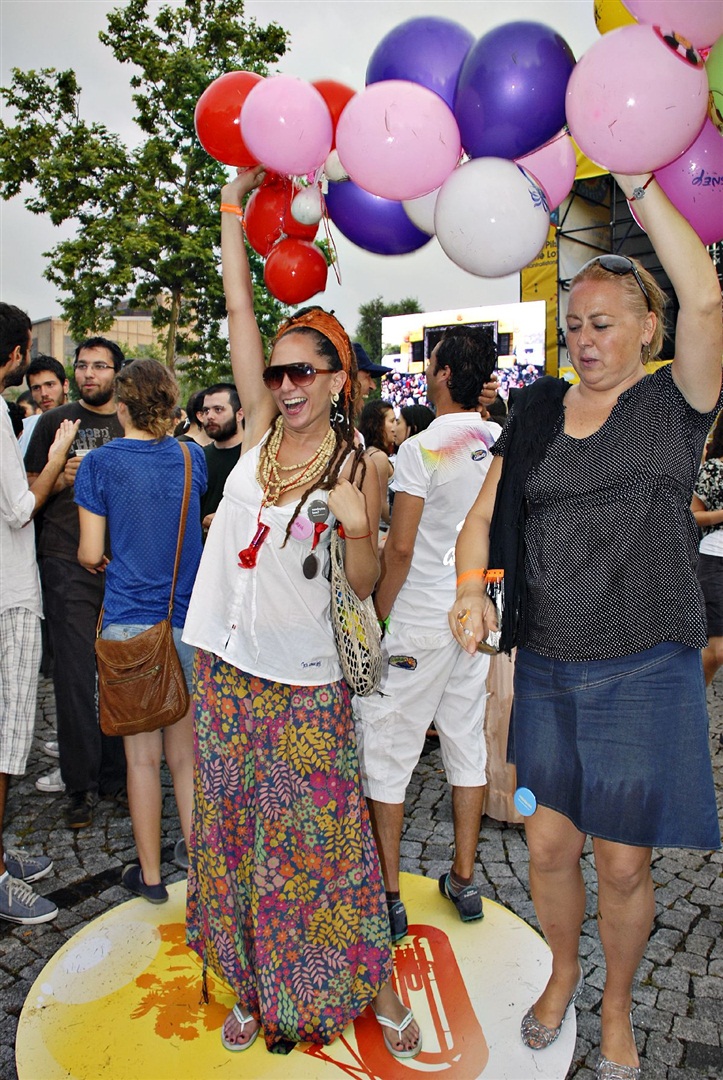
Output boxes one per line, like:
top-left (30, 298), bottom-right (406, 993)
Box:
top-left (257, 416), bottom-right (336, 507)
top-left (238, 417), bottom-right (337, 569)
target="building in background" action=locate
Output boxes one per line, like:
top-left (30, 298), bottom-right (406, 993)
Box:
top-left (31, 305), bottom-right (163, 365)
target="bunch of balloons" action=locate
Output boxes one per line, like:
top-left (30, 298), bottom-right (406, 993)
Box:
top-left (567, 0), bottom-right (723, 245)
top-left (194, 75), bottom-right (353, 302)
top-left (195, 1), bottom-right (723, 301)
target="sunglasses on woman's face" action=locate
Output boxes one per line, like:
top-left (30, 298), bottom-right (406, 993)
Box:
top-left (581, 254), bottom-right (652, 311)
top-left (261, 363), bottom-right (336, 390)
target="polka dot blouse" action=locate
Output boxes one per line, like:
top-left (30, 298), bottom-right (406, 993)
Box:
top-left (493, 365), bottom-right (723, 661)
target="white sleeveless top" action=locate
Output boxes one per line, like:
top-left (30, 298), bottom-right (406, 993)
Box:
top-left (182, 439), bottom-right (342, 685)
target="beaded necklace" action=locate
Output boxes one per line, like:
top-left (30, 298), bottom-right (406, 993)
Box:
top-left (257, 416), bottom-right (337, 507)
top-left (239, 417), bottom-right (337, 569)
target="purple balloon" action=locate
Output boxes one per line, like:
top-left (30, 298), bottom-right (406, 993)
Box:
top-left (455, 21), bottom-right (575, 160)
top-left (366, 16), bottom-right (474, 110)
top-left (325, 179), bottom-right (431, 255)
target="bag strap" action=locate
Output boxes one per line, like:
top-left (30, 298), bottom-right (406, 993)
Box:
top-left (167, 442), bottom-right (192, 621)
top-left (96, 441), bottom-right (192, 638)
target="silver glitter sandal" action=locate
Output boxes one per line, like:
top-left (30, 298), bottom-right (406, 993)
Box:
top-left (521, 967), bottom-right (584, 1049)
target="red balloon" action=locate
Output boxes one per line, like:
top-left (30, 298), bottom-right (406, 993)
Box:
top-left (312, 80), bottom-right (356, 147)
top-left (244, 180), bottom-right (319, 257)
top-left (195, 71), bottom-right (262, 166)
top-left (264, 239), bottom-right (328, 305)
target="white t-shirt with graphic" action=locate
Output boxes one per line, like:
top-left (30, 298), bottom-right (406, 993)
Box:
top-left (389, 412), bottom-right (500, 632)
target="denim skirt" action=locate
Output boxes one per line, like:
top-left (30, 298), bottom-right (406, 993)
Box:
top-left (509, 642), bottom-right (721, 850)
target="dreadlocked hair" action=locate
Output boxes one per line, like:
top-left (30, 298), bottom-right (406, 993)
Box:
top-left (261, 323), bottom-right (366, 544)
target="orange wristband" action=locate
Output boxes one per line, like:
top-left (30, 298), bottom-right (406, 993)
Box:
top-left (456, 568), bottom-right (487, 588)
top-left (345, 531), bottom-right (372, 540)
top-left (220, 203), bottom-right (244, 219)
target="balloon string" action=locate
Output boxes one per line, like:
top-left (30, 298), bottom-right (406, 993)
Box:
top-left (322, 209), bottom-right (342, 286)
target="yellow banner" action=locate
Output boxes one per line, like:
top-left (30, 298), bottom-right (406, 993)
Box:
top-left (521, 225), bottom-right (558, 375)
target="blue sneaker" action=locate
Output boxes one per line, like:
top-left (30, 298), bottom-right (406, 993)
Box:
top-left (0, 874), bottom-right (58, 924)
top-left (438, 872), bottom-right (483, 922)
top-left (4, 848), bottom-right (53, 884)
top-left (121, 863), bottom-right (168, 905)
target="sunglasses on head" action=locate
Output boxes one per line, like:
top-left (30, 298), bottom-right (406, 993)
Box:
top-left (582, 254), bottom-right (652, 311)
top-left (262, 363), bottom-right (335, 390)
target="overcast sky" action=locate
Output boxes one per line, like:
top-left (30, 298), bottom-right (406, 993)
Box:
top-left (0, 0), bottom-right (599, 337)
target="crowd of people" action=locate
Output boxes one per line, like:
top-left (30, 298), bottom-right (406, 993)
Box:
top-left (0, 163), bottom-right (721, 1078)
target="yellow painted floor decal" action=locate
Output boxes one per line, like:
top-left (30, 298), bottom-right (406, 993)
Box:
top-left (17, 872), bottom-right (575, 1079)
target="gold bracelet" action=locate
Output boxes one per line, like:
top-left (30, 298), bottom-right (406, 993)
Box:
top-left (220, 203), bottom-right (244, 219)
top-left (456, 568), bottom-right (487, 587)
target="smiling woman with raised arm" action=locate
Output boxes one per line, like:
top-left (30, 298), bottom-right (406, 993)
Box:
top-left (182, 167), bottom-right (421, 1060)
top-left (450, 173), bottom-right (722, 1079)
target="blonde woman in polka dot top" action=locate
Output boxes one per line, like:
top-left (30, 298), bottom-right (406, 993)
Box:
top-left (451, 172), bottom-right (722, 1080)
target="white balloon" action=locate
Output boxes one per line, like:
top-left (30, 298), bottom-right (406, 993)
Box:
top-left (324, 150), bottom-right (349, 182)
top-left (434, 158), bottom-right (550, 278)
top-left (291, 186), bottom-right (325, 226)
top-left (402, 188), bottom-right (439, 236)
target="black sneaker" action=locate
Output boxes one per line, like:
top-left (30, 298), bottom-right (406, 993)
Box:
top-left (438, 872), bottom-right (484, 922)
top-left (121, 863), bottom-right (168, 905)
top-left (66, 791), bottom-right (96, 829)
top-left (387, 898), bottom-right (408, 943)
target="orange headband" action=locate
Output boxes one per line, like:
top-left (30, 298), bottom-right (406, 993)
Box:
top-left (273, 308), bottom-right (356, 405)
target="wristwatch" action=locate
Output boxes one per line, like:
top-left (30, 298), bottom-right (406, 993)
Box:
top-left (631, 176), bottom-right (654, 201)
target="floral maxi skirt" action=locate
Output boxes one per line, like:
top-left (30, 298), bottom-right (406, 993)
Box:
top-left (186, 650), bottom-right (393, 1054)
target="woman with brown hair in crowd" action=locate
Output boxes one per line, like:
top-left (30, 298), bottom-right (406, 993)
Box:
top-left (76, 359), bottom-right (207, 902)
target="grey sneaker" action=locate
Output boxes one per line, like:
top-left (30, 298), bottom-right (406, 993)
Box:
top-left (42, 739), bottom-right (60, 758)
top-left (173, 838), bottom-right (189, 871)
top-left (0, 874), bottom-right (58, 924)
top-left (36, 767), bottom-right (65, 793)
top-left (4, 848), bottom-right (53, 884)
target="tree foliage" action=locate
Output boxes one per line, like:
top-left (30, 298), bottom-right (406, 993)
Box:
top-left (0, 0), bottom-right (289, 380)
top-left (354, 295), bottom-right (422, 365)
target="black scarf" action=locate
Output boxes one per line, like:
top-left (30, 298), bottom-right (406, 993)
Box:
top-left (488, 376), bottom-right (570, 655)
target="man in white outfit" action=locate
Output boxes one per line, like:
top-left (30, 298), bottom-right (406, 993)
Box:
top-left (0, 302), bottom-right (78, 924)
top-left (353, 327), bottom-right (500, 942)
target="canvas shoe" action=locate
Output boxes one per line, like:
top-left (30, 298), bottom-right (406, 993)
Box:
top-left (0, 874), bottom-right (58, 924)
top-left (35, 767), bottom-right (65, 793)
top-left (4, 849), bottom-right (53, 884)
top-left (121, 863), bottom-right (168, 905)
top-left (42, 739), bottom-right (60, 758)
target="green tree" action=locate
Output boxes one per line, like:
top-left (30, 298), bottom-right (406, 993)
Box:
top-left (0, 0), bottom-right (289, 380)
top-left (354, 295), bottom-right (422, 366)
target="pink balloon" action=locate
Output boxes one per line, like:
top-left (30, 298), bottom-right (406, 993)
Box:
top-left (240, 76), bottom-right (333, 176)
top-left (335, 80), bottom-right (461, 201)
top-left (515, 130), bottom-right (577, 211)
top-left (623, 1), bottom-right (723, 50)
top-left (566, 25), bottom-right (708, 173)
top-left (654, 119), bottom-right (723, 244)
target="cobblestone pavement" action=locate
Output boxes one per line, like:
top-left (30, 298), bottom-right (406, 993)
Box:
top-left (2, 675), bottom-right (722, 1080)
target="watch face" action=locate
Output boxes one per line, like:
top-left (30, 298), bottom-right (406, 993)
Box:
top-left (632, 187), bottom-right (645, 201)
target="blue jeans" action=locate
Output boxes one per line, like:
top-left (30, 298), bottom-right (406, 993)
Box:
top-left (101, 623), bottom-right (195, 693)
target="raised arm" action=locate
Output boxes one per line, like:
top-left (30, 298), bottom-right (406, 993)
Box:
top-left (614, 173), bottom-right (722, 412)
top-left (220, 167), bottom-right (278, 448)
